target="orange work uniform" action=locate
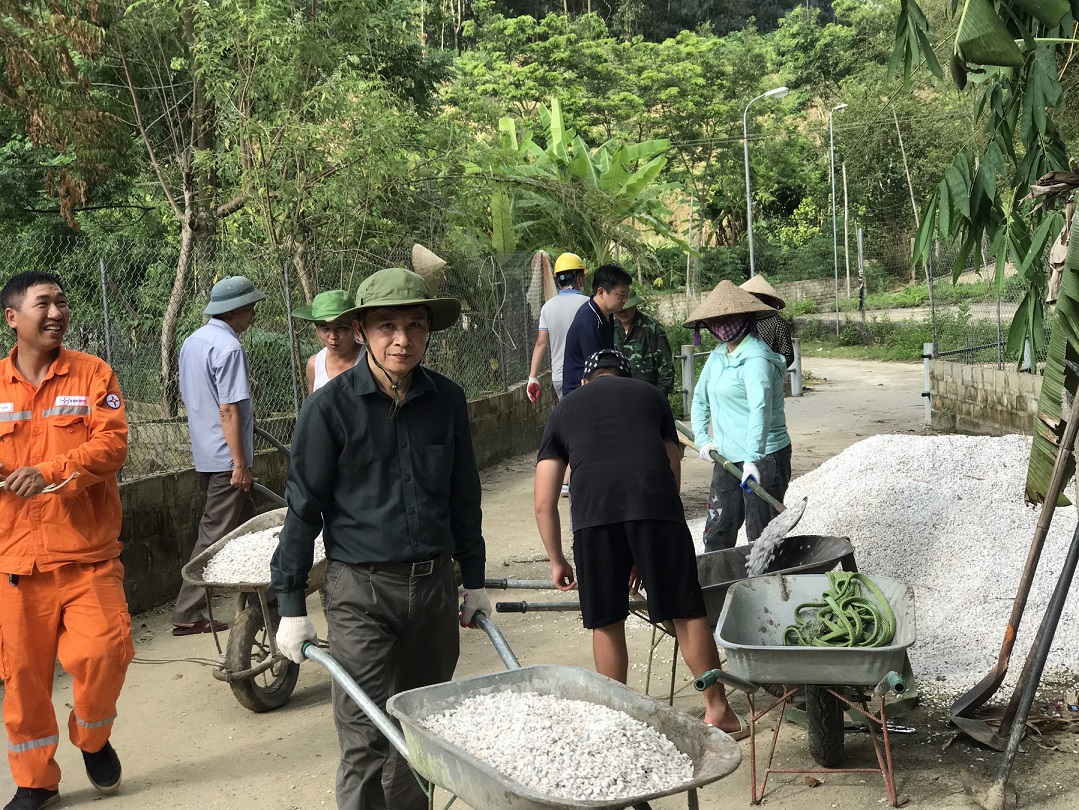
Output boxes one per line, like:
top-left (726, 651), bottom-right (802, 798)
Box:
top-left (0, 346), bottom-right (134, 790)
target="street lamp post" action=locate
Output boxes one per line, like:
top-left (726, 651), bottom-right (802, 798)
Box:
top-left (830, 102), bottom-right (848, 336)
top-left (743, 86), bottom-right (789, 277)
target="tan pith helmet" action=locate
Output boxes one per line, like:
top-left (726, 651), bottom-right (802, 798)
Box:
top-left (683, 280), bottom-right (776, 327)
top-left (411, 244), bottom-right (448, 295)
top-left (740, 274), bottom-right (785, 310)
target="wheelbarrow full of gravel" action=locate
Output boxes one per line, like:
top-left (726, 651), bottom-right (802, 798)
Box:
top-left (181, 506), bottom-right (327, 713)
top-left (697, 573), bottom-right (916, 807)
top-left (303, 615), bottom-right (742, 810)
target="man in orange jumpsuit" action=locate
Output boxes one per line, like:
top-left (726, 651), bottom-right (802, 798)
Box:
top-left (0, 272), bottom-right (133, 810)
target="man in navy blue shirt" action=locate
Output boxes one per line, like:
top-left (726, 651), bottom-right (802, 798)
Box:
top-left (561, 263), bottom-right (632, 397)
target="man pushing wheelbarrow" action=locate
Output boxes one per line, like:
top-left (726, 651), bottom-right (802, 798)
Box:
top-left (270, 267), bottom-right (491, 810)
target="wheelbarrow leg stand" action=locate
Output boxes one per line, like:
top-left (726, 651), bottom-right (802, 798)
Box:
top-left (746, 687), bottom-right (902, 807)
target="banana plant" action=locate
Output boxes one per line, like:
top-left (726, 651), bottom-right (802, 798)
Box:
top-left (490, 98), bottom-right (686, 266)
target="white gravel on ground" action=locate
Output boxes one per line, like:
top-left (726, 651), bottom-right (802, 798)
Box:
top-left (422, 691), bottom-right (694, 801)
top-left (689, 434), bottom-right (1079, 699)
top-left (201, 527), bottom-right (326, 585)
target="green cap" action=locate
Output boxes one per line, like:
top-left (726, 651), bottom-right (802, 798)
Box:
top-left (204, 276), bottom-right (266, 316)
top-left (623, 288), bottom-right (642, 310)
top-left (343, 267), bottom-right (461, 332)
top-left (292, 289), bottom-right (357, 323)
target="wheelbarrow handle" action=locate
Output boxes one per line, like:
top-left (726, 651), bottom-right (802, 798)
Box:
top-left (302, 643), bottom-right (410, 759)
top-left (693, 667), bottom-right (758, 696)
top-left (674, 421), bottom-right (786, 513)
top-left (471, 611), bottom-right (522, 670)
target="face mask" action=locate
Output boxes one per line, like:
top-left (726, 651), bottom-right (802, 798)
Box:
top-left (707, 316), bottom-right (751, 343)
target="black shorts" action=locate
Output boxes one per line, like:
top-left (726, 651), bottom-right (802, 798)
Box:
top-left (572, 519), bottom-right (706, 629)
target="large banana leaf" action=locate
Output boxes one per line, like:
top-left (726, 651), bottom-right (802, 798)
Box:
top-left (955, 0), bottom-right (1026, 67)
top-left (1025, 202), bottom-right (1079, 504)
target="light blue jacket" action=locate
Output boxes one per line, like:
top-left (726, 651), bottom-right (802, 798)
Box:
top-left (691, 334), bottom-right (791, 464)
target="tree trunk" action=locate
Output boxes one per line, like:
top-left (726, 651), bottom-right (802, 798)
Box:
top-left (161, 214), bottom-right (195, 417)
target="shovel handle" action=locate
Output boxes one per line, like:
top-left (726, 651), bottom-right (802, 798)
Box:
top-left (675, 421), bottom-right (786, 513)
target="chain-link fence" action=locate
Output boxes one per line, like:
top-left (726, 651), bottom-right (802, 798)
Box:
top-left (0, 237), bottom-right (543, 481)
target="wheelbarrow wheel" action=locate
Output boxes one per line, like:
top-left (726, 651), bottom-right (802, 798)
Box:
top-left (805, 686), bottom-right (845, 767)
top-left (226, 604), bottom-right (299, 713)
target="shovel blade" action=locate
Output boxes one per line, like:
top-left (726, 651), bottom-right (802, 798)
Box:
top-left (950, 714), bottom-right (1010, 752)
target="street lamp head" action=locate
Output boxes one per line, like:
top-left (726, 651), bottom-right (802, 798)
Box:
top-left (832, 103), bottom-right (849, 113)
top-left (765, 86), bottom-right (789, 99)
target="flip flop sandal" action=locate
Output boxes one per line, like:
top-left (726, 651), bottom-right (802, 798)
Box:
top-left (172, 619), bottom-right (228, 636)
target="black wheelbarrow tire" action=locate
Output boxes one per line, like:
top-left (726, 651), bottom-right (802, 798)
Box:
top-left (805, 685), bottom-right (845, 767)
top-left (226, 603), bottom-right (299, 713)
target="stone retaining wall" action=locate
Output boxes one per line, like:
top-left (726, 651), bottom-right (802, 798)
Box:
top-left (930, 359), bottom-right (1041, 435)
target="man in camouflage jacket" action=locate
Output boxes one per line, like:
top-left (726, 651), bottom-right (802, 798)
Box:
top-left (613, 289), bottom-right (675, 396)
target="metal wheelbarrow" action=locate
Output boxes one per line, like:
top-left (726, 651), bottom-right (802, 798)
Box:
top-left (695, 573), bottom-right (917, 807)
top-left (303, 613), bottom-right (743, 810)
top-left (181, 506), bottom-right (327, 713)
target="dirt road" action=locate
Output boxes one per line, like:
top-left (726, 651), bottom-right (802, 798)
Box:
top-left (7, 358), bottom-right (1077, 810)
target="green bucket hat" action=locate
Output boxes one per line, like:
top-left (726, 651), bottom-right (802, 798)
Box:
top-left (292, 289), bottom-right (356, 323)
top-left (623, 288), bottom-right (642, 310)
top-left (344, 267), bottom-right (461, 332)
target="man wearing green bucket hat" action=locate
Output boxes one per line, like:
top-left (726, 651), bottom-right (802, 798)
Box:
top-left (613, 288), bottom-right (675, 396)
top-left (291, 289), bottom-right (364, 393)
top-left (271, 267), bottom-right (489, 810)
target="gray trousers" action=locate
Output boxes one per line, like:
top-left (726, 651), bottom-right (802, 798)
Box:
top-left (325, 557), bottom-right (459, 810)
top-left (172, 472), bottom-right (255, 624)
top-left (703, 444), bottom-right (793, 552)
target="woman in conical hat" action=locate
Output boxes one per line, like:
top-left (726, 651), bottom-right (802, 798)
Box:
top-left (292, 289), bottom-right (364, 393)
top-left (683, 280), bottom-right (793, 552)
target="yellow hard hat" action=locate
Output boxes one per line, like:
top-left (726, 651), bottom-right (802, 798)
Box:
top-left (554, 252), bottom-right (588, 275)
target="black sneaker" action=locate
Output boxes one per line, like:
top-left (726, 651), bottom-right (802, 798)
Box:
top-left (3, 787), bottom-right (59, 810)
top-left (82, 740), bottom-right (122, 793)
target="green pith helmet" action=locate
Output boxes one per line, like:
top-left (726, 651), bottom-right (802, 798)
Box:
top-left (342, 267), bottom-right (461, 331)
top-left (292, 289), bottom-right (357, 324)
top-left (622, 289), bottom-right (642, 310)
top-left (204, 276), bottom-right (266, 316)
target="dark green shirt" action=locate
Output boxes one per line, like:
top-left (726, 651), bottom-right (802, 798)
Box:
top-left (613, 310), bottom-right (675, 395)
top-left (270, 358), bottom-right (486, 617)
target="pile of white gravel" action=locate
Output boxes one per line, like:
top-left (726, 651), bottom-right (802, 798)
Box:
top-left (201, 527), bottom-right (326, 585)
top-left (422, 691), bottom-right (694, 801)
top-left (690, 434), bottom-right (1079, 698)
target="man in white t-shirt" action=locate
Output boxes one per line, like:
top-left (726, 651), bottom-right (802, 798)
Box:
top-left (527, 252), bottom-right (589, 403)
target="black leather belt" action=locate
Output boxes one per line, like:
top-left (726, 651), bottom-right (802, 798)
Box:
top-left (360, 554), bottom-right (448, 577)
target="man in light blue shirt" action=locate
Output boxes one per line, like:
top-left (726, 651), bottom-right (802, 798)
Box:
top-left (172, 276), bottom-right (265, 635)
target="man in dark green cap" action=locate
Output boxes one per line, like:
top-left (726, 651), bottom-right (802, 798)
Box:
top-left (271, 267), bottom-right (489, 810)
top-left (613, 287), bottom-right (675, 396)
top-left (292, 289), bottom-right (364, 393)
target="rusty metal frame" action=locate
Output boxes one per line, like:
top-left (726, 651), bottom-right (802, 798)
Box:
top-left (744, 687), bottom-right (899, 806)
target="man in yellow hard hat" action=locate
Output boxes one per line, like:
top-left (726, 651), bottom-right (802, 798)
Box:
top-left (527, 252), bottom-right (589, 403)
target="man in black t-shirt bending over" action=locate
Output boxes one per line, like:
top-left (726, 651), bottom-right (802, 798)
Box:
top-left (534, 349), bottom-right (745, 736)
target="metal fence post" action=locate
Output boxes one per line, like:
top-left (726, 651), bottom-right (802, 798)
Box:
top-left (280, 260), bottom-right (303, 419)
top-left (99, 257), bottom-right (113, 367)
top-left (923, 342), bottom-right (934, 427)
top-left (790, 338), bottom-right (803, 397)
top-left (680, 344), bottom-right (695, 420)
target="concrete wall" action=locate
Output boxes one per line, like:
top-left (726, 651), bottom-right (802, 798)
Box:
top-left (774, 278), bottom-right (835, 306)
top-left (930, 359), bottom-right (1041, 435)
top-left (116, 375), bottom-right (556, 615)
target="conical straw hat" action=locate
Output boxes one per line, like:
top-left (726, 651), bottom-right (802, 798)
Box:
top-left (683, 280), bottom-right (777, 327)
top-left (412, 244), bottom-right (448, 295)
top-left (740, 274), bottom-right (785, 310)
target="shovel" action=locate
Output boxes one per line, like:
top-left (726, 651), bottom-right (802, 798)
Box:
top-left (949, 386), bottom-right (1079, 748)
top-left (674, 420), bottom-right (806, 573)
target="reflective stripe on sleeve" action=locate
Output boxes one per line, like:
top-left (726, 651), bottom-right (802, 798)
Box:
top-left (73, 714), bottom-right (116, 730)
top-left (9, 734), bottom-right (59, 753)
top-left (41, 406), bottom-right (92, 418)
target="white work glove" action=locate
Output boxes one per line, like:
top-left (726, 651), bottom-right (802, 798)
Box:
top-left (698, 442), bottom-right (715, 463)
top-left (459, 588), bottom-right (492, 628)
top-left (276, 615), bottom-right (317, 664)
top-left (740, 462), bottom-right (761, 491)
top-left (526, 377), bottom-right (542, 403)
